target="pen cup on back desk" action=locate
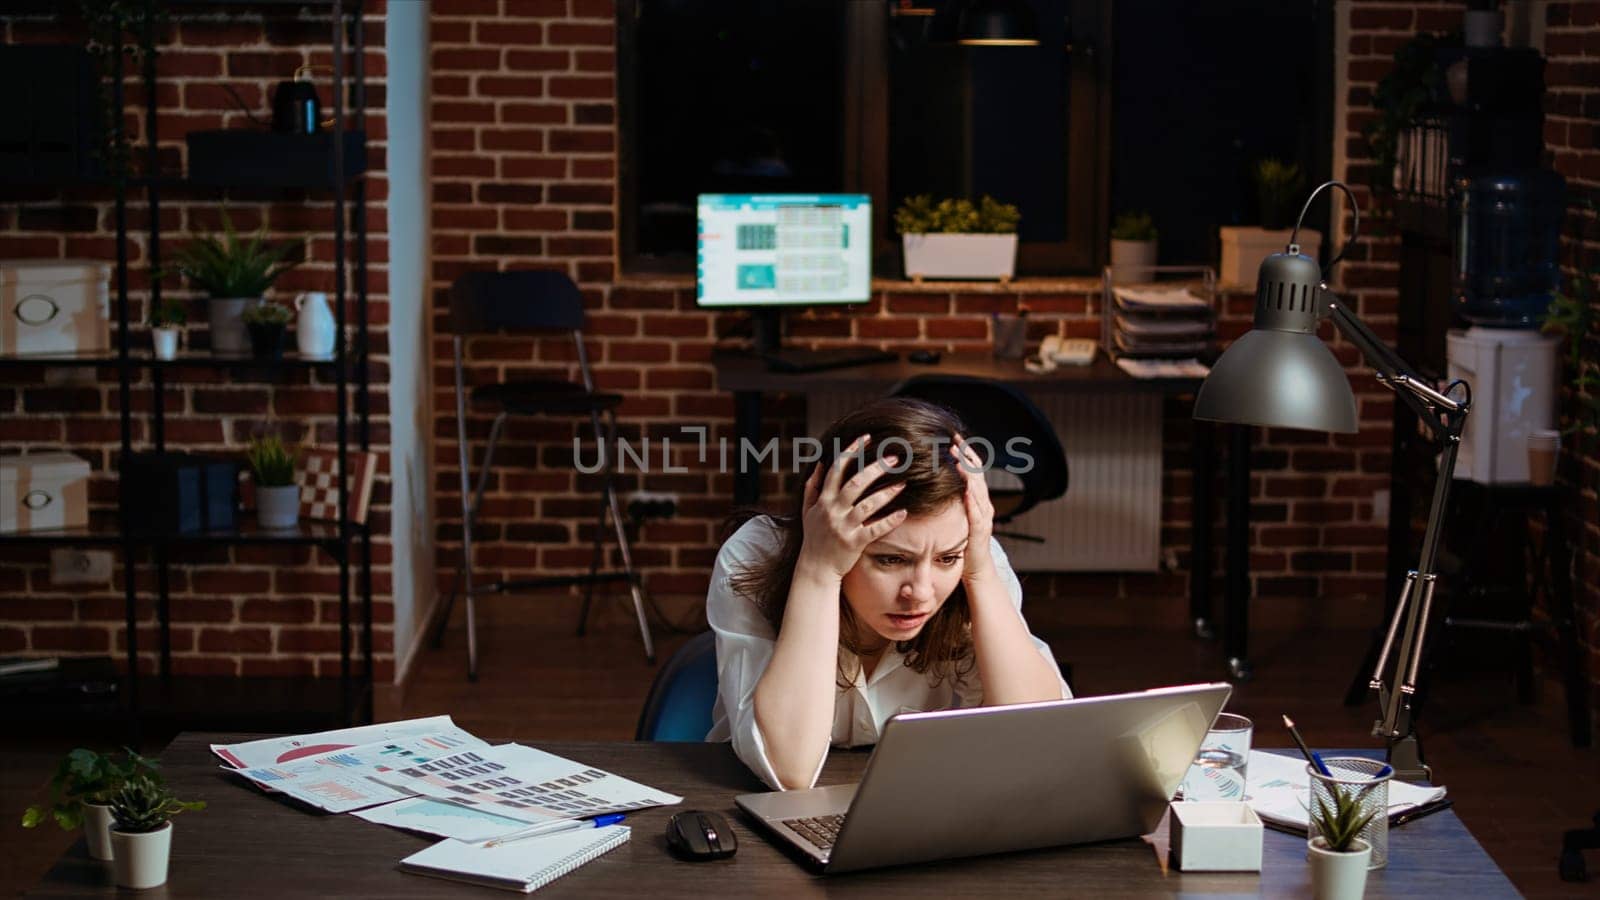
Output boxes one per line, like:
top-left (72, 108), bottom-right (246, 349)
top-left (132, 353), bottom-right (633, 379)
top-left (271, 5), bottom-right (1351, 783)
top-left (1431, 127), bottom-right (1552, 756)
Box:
top-left (1308, 757), bottom-right (1392, 870)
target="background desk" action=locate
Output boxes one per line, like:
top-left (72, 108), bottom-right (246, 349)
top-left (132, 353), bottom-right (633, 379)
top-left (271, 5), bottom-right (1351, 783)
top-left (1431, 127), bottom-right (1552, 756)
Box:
top-left (28, 734), bottom-right (1515, 898)
top-left (712, 350), bottom-right (1258, 678)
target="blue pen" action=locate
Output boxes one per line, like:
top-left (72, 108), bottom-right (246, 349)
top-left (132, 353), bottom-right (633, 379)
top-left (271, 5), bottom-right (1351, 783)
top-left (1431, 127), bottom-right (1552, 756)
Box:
top-left (484, 813), bottom-right (627, 847)
top-left (1309, 750), bottom-right (1333, 778)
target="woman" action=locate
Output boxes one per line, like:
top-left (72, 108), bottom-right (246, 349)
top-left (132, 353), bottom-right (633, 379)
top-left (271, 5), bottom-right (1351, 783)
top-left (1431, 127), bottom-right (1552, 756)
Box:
top-left (706, 398), bottom-right (1070, 791)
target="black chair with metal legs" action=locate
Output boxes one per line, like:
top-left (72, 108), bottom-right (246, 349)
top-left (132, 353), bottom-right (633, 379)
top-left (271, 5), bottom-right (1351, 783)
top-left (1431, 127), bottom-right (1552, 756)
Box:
top-left (889, 374), bottom-right (1068, 542)
top-left (431, 270), bottom-right (655, 679)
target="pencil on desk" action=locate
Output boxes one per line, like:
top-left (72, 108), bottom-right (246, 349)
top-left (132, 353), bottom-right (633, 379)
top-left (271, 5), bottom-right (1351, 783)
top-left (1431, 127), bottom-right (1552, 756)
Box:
top-left (1282, 714), bottom-right (1332, 777)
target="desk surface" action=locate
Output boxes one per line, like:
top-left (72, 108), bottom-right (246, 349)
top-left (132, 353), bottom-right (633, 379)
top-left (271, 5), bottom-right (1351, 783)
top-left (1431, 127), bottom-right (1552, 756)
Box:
top-left (29, 735), bottom-right (1516, 898)
top-left (711, 349), bottom-right (1203, 395)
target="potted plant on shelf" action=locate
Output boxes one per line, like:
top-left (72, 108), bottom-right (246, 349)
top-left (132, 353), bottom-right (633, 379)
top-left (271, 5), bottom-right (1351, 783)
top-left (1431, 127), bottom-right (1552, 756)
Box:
top-left (242, 301), bottom-right (293, 361)
top-left (1307, 783), bottom-right (1377, 900)
top-left (21, 748), bottom-right (161, 862)
top-left (107, 775), bottom-right (204, 890)
top-left (172, 210), bottom-right (299, 357)
top-left (1109, 211), bottom-right (1158, 285)
top-left (148, 297), bottom-right (185, 361)
top-left (896, 194), bottom-right (1020, 283)
top-left (247, 434), bottom-right (300, 530)
top-left (1220, 159), bottom-right (1321, 288)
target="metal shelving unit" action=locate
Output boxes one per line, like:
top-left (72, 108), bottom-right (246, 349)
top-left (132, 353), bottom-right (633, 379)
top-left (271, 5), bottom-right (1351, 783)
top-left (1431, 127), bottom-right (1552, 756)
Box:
top-left (1, 0), bottom-right (373, 728)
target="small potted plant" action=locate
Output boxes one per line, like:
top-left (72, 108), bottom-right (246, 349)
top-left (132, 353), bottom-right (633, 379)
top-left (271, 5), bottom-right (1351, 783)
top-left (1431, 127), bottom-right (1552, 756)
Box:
top-left (247, 434), bottom-right (300, 530)
top-left (1109, 211), bottom-right (1158, 285)
top-left (1256, 158), bottom-right (1307, 230)
top-left (21, 748), bottom-right (160, 861)
top-left (107, 775), bottom-right (204, 890)
top-left (172, 210), bottom-right (299, 357)
top-left (148, 297), bottom-right (186, 361)
top-left (896, 194), bottom-right (1020, 283)
top-left (242, 301), bottom-right (293, 361)
top-left (1307, 783), bottom-right (1378, 900)
top-left (1221, 159), bottom-right (1321, 288)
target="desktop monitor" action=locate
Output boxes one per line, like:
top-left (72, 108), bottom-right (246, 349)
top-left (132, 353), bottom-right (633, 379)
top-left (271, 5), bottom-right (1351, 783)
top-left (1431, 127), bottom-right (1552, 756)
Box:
top-left (697, 194), bottom-right (871, 352)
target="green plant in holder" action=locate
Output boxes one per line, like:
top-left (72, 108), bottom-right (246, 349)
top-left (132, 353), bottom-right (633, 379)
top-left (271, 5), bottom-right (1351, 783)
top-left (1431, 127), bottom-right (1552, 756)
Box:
top-left (173, 210), bottom-right (300, 299)
top-left (1310, 783), bottom-right (1379, 853)
top-left (246, 435), bottom-right (298, 488)
top-left (22, 748), bottom-right (161, 830)
top-left (108, 776), bottom-right (204, 834)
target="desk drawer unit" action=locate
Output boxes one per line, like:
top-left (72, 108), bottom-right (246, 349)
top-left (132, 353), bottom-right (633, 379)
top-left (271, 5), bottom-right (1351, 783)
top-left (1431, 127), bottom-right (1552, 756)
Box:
top-left (807, 391), bottom-right (1163, 572)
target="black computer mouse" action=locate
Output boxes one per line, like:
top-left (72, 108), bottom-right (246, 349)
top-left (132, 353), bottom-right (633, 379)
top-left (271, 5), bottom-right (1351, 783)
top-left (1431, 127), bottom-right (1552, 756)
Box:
top-left (908, 349), bottom-right (942, 364)
top-left (666, 810), bottom-right (737, 861)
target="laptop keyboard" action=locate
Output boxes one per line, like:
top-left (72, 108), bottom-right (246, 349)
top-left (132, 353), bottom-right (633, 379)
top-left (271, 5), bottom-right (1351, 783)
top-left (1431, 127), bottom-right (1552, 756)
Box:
top-left (781, 814), bottom-right (845, 851)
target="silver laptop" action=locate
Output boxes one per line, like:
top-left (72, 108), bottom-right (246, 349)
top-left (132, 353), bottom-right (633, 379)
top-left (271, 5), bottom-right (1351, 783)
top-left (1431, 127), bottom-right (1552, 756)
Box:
top-left (735, 682), bottom-right (1232, 874)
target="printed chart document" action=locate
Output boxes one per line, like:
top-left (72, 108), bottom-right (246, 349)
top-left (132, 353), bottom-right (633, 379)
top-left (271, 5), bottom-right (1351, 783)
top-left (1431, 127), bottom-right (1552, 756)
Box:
top-left (229, 729), bottom-right (489, 814)
top-left (369, 743), bottom-right (683, 824)
top-left (353, 797), bottom-right (533, 842)
top-left (211, 715), bottom-right (462, 768)
top-left (1246, 749), bottom-right (1448, 832)
top-left (401, 825), bottom-right (630, 893)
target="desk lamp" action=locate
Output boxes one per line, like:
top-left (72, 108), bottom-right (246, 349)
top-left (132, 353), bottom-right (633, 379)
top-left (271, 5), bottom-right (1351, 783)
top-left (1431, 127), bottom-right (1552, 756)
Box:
top-left (1193, 180), bottom-right (1472, 781)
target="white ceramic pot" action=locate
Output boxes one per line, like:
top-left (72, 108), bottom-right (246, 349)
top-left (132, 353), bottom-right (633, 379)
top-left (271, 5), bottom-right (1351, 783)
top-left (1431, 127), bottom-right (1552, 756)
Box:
top-left (151, 326), bottom-right (180, 360)
top-left (256, 483), bottom-right (300, 530)
top-left (294, 291), bottom-right (337, 360)
top-left (82, 802), bottom-right (115, 861)
top-left (207, 297), bottom-right (259, 355)
top-left (1109, 238), bottom-right (1157, 285)
top-left (110, 822), bottom-right (171, 890)
top-left (1308, 836), bottom-right (1371, 900)
top-left (902, 233), bottom-right (1017, 282)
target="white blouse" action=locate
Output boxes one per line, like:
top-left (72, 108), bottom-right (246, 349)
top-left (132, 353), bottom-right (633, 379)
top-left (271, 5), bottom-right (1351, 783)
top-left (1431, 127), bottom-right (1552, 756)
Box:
top-left (705, 515), bottom-right (1071, 791)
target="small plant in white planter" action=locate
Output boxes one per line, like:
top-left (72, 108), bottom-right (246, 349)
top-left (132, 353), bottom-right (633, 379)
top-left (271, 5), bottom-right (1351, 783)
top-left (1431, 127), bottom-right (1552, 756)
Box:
top-left (173, 209), bottom-right (300, 357)
top-left (1221, 159), bottom-right (1319, 288)
top-left (148, 297), bottom-right (186, 361)
top-left (897, 194), bottom-right (1020, 283)
top-left (247, 434), bottom-right (301, 530)
top-left (1307, 782), bottom-right (1378, 900)
top-left (1109, 211), bottom-right (1158, 285)
top-left (108, 775), bottom-right (204, 890)
top-left (21, 748), bottom-right (161, 862)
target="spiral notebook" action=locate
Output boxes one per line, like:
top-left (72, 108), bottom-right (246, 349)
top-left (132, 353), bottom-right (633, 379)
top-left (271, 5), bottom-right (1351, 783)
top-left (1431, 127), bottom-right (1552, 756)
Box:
top-left (400, 825), bottom-right (630, 893)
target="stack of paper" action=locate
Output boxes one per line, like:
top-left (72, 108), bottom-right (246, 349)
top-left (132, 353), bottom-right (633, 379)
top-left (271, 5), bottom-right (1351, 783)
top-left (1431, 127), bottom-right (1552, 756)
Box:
top-left (1109, 286), bottom-right (1215, 359)
top-left (1245, 750), bottom-right (1447, 833)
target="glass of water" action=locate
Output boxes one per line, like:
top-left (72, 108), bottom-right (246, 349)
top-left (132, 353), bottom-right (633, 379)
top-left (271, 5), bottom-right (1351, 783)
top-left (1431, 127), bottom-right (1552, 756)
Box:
top-left (1179, 713), bottom-right (1252, 801)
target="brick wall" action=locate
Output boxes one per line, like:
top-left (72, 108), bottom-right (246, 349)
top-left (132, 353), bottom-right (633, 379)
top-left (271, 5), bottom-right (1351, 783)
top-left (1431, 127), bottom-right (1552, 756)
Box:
top-left (425, 0), bottom-right (1401, 647)
top-left (0, 3), bottom-right (394, 680)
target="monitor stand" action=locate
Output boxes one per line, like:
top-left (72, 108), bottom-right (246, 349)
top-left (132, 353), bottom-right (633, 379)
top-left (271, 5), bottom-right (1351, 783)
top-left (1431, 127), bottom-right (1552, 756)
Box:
top-left (746, 307), bottom-right (897, 374)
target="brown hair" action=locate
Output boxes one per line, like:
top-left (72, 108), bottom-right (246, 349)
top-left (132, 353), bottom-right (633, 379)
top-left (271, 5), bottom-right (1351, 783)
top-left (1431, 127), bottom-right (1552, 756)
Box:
top-left (725, 397), bottom-right (976, 687)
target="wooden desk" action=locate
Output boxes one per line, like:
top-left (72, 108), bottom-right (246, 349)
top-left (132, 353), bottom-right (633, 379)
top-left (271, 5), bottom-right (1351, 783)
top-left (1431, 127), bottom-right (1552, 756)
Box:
top-left (29, 735), bottom-right (1516, 898)
top-left (712, 350), bottom-right (1257, 677)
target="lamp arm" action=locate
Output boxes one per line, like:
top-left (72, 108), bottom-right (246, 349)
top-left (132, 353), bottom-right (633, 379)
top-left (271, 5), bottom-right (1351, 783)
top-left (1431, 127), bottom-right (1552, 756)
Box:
top-left (1325, 293), bottom-right (1471, 781)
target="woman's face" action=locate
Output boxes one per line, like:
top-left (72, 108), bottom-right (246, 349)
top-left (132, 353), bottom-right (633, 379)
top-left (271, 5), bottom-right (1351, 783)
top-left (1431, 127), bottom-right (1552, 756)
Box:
top-left (841, 499), bottom-right (969, 649)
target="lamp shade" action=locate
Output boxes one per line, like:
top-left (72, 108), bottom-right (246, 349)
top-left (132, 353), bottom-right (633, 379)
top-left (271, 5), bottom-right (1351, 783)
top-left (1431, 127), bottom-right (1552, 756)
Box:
top-left (1192, 247), bottom-right (1359, 433)
top-left (957, 0), bottom-right (1040, 46)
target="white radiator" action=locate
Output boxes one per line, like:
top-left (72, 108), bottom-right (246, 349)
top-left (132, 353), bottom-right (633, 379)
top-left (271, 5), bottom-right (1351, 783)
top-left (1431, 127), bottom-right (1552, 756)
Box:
top-left (806, 391), bottom-right (1163, 572)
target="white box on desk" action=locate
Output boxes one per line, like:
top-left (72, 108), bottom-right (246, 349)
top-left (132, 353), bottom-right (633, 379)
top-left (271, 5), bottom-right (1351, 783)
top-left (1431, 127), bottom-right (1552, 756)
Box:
top-left (1169, 801), bottom-right (1264, 872)
top-left (1, 452), bottom-right (91, 534)
top-left (0, 259), bottom-right (111, 356)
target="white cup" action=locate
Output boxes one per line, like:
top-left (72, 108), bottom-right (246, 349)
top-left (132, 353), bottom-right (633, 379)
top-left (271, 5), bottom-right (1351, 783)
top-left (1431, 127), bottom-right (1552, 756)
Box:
top-left (1526, 429), bottom-right (1560, 486)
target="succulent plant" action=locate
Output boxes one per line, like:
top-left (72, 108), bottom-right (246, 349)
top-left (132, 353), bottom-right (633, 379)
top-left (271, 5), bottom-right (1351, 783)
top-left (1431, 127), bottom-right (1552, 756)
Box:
top-left (242, 301), bottom-right (293, 327)
top-left (108, 776), bottom-right (204, 834)
top-left (1310, 782), bottom-right (1379, 853)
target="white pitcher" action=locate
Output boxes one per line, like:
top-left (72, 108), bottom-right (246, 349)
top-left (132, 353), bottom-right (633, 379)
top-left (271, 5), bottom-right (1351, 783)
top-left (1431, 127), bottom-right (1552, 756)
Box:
top-left (295, 291), bottom-right (336, 360)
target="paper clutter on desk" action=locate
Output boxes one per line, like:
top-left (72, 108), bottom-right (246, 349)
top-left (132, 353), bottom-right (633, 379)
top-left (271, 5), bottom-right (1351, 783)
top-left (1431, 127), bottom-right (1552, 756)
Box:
top-left (1169, 801), bottom-right (1264, 872)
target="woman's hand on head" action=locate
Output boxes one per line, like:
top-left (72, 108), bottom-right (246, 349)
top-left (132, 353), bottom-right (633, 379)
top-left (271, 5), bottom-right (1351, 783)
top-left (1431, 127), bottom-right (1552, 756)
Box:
top-left (796, 434), bottom-right (908, 582)
top-left (952, 435), bottom-right (996, 581)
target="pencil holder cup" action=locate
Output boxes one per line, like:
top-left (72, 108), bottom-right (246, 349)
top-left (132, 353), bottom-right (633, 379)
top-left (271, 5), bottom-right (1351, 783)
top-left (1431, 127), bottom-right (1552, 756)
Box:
top-left (1308, 757), bottom-right (1391, 870)
top-left (992, 314), bottom-right (1027, 359)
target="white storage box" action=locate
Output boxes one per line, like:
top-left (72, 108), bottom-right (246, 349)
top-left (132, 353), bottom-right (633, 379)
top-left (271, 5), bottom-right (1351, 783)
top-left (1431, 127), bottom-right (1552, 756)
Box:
top-left (0, 259), bottom-right (111, 356)
top-left (1169, 801), bottom-right (1264, 872)
top-left (1219, 227), bottom-right (1320, 289)
top-left (1447, 326), bottom-right (1560, 484)
top-left (2, 452), bottom-right (91, 533)
top-left (902, 233), bottom-right (1017, 282)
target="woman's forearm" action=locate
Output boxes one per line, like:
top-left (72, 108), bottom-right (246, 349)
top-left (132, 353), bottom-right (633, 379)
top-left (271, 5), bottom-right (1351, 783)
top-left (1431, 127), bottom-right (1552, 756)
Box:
top-left (965, 569), bottom-right (1063, 706)
top-left (753, 563), bottom-right (841, 789)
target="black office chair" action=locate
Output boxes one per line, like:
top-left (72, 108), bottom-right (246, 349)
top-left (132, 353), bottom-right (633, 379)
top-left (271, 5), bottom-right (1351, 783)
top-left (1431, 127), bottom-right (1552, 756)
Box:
top-left (432, 270), bottom-right (655, 679)
top-left (889, 375), bottom-right (1068, 542)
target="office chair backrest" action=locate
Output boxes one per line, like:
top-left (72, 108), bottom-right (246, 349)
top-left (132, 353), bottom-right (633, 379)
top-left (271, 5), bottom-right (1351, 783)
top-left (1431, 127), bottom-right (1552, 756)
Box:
top-left (448, 270), bottom-right (586, 335)
top-left (634, 630), bottom-right (719, 742)
top-left (889, 374), bottom-right (1068, 522)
